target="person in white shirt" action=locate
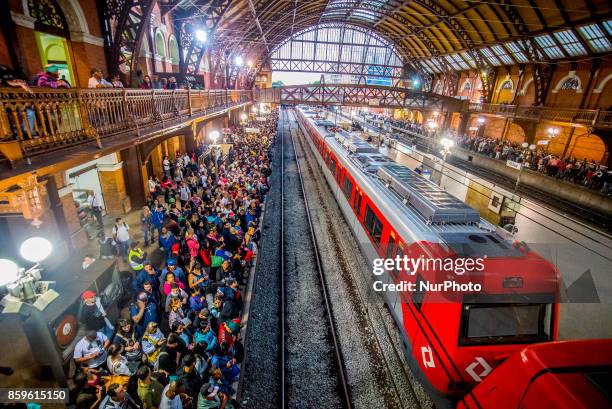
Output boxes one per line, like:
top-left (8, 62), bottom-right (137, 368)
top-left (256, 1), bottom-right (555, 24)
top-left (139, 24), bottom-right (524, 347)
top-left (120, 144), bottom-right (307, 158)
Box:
top-left (163, 156), bottom-right (171, 178)
top-left (159, 381), bottom-right (186, 409)
top-left (88, 67), bottom-right (112, 88)
top-left (87, 190), bottom-right (104, 228)
top-left (113, 217), bottom-right (131, 259)
top-left (74, 330), bottom-right (109, 369)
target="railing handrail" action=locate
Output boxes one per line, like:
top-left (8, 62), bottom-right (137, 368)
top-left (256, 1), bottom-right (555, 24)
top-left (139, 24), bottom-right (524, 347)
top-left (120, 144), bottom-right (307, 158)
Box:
top-left (468, 102), bottom-right (611, 127)
top-left (0, 86), bottom-right (253, 166)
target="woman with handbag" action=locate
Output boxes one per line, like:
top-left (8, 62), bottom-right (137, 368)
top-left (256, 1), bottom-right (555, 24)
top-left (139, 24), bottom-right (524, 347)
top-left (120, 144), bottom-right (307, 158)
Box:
top-left (112, 319), bottom-right (143, 373)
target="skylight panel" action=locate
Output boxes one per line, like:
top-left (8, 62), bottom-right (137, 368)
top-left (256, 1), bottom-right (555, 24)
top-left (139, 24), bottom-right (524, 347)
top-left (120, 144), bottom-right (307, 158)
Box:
top-left (603, 20), bottom-right (612, 36)
top-left (479, 47), bottom-right (501, 66)
top-left (451, 54), bottom-right (470, 70)
top-left (553, 30), bottom-right (587, 56)
top-left (491, 45), bottom-right (514, 65)
top-left (461, 51), bottom-right (477, 68)
top-left (535, 34), bottom-right (565, 59)
top-left (504, 41), bottom-right (529, 63)
top-left (420, 61), bottom-right (434, 73)
top-left (577, 24), bottom-right (612, 53)
top-left (444, 55), bottom-right (461, 70)
top-left (424, 59), bottom-right (441, 73)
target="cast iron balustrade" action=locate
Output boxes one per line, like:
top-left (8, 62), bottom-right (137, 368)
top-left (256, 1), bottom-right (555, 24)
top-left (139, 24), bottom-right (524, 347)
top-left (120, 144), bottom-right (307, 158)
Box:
top-left (0, 88), bottom-right (251, 167)
top-left (468, 103), bottom-right (612, 128)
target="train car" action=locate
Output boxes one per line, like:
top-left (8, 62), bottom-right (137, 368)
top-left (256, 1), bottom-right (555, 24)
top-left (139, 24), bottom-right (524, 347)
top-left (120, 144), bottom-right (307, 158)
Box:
top-left (457, 339), bottom-right (612, 409)
top-left (293, 107), bottom-right (561, 408)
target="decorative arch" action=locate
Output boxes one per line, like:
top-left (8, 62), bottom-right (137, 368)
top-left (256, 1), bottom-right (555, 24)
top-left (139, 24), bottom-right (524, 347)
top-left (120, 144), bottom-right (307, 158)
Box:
top-left (498, 79), bottom-right (514, 91)
top-left (552, 72), bottom-right (583, 93)
top-left (56, 0), bottom-right (90, 34)
top-left (168, 34), bottom-right (179, 64)
top-left (154, 30), bottom-right (166, 57)
top-left (593, 73), bottom-right (612, 94)
top-left (461, 80), bottom-right (472, 92)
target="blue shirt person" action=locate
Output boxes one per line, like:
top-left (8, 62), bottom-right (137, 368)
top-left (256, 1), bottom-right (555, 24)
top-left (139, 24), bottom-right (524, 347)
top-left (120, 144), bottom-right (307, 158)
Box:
top-left (129, 292), bottom-right (159, 337)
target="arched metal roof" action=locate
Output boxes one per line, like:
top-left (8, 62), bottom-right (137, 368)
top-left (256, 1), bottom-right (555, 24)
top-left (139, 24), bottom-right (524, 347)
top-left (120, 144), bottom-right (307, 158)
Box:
top-left (206, 0), bottom-right (611, 68)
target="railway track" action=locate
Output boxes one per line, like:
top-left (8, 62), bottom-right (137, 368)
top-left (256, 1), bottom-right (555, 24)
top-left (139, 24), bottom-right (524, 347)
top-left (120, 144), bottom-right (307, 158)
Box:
top-left (280, 108), bottom-right (351, 409)
top-left (289, 109), bottom-right (433, 409)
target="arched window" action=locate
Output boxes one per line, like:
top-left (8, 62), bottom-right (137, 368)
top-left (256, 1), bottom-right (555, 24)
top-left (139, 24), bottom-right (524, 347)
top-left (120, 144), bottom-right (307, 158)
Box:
top-left (168, 35), bottom-right (179, 64)
top-left (462, 80), bottom-right (472, 92)
top-left (560, 77), bottom-right (580, 91)
top-left (155, 31), bottom-right (166, 57)
top-left (434, 82), bottom-right (443, 94)
top-left (500, 79), bottom-right (513, 90)
top-left (271, 23), bottom-right (404, 84)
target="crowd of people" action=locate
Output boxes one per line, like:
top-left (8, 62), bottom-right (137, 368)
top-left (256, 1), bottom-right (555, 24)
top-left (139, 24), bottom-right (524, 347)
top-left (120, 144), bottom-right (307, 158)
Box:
top-left (455, 135), bottom-right (611, 194)
top-left (349, 109), bottom-right (611, 195)
top-left (71, 110), bottom-right (278, 409)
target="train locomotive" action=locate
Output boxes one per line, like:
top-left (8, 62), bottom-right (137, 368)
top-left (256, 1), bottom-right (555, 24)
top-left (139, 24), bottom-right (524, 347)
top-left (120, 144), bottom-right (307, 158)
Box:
top-left (293, 106), bottom-right (562, 408)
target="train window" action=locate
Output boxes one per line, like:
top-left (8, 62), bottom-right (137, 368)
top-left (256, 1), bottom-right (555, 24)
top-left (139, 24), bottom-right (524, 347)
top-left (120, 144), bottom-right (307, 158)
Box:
top-left (329, 158), bottom-right (337, 176)
top-left (355, 192), bottom-right (363, 215)
top-left (412, 274), bottom-right (425, 312)
top-left (386, 234), bottom-right (396, 259)
top-left (364, 204), bottom-right (383, 244)
top-left (459, 302), bottom-right (552, 345)
top-left (342, 177), bottom-right (353, 201)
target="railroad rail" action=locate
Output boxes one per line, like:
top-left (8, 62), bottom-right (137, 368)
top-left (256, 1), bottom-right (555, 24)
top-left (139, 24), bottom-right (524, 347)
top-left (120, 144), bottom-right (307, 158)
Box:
top-left (281, 108), bottom-right (352, 408)
top-left (291, 110), bottom-right (430, 409)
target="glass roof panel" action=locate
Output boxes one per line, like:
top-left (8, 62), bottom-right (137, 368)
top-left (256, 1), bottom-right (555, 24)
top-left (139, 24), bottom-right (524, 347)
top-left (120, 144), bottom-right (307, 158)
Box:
top-left (553, 30), bottom-right (587, 56)
top-left (491, 45), bottom-right (514, 65)
top-left (535, 34), bottom-right (565, 59)
top-left (578, 24), bottom-right (612, 53)
top-left (504, 41), bottom-right (529, 63)
top-left (479, 47), bottom-right (502, 66)
top-left (461, 51), bottom-right (477, 68)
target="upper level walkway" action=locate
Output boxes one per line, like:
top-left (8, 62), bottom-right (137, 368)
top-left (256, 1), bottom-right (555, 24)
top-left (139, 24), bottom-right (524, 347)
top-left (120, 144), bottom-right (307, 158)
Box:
top-left (0, 88), bottom-right (251, 185)
top-left (254, 84), bottom-right (612, 130)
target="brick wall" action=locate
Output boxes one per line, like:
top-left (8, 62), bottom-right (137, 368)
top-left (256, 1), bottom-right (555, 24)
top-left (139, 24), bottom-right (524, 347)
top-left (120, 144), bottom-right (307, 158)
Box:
top-left (99, 165), bottom-right (130, 215)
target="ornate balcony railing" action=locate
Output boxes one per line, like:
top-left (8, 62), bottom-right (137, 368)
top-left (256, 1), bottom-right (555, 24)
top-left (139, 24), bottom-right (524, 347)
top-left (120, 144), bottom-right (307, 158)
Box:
top-left (0, 88), bottom-right (252, 167)
top-left (468, 103), bottom-right (612, 128)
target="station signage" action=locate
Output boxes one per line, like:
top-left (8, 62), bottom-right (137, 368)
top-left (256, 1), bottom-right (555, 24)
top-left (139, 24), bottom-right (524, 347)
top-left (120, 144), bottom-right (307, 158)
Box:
top-left (245, 127), bottom-right (261, 134)
top-left (537, 140), bottom-right (549, 145)
top-left (506, 160), bottom-right (522, 170)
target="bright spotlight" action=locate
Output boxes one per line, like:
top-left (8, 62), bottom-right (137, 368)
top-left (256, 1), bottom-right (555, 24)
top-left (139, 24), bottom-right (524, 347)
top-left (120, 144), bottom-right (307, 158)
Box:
top-left (247, 60), bottom-right (253, 67)
top-left (0, 259), bottom-right (20, 286)
top-left (209, 130), bottom-right (220, 143)
top-left (20, 237), bottom-right (52, 263)
top-left (234, 56), bottom-right (244, 67)
top-left (413, 78), bottom-right (420, 87)
top-left (440, 138), bottom-right (455, 149)
top-left (195, 29), bottom-right (207, 43)
top-left (240, 113), bottom-right (248, 121)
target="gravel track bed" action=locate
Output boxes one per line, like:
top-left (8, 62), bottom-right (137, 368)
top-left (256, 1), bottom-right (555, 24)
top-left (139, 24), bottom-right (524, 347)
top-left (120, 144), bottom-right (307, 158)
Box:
top-left (290, 114), bottom-right (434, 409)
top-left (241, 110), bottom-right (343, 409)
top-left (283, 113), bottom-right (343, 409)
top-left (240, 119), bottom-right (283, 409)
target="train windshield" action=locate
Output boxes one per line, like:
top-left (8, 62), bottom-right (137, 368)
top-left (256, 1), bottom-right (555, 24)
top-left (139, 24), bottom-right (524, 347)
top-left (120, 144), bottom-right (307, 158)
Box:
top-left (459, 302), bottom-right (553, 345)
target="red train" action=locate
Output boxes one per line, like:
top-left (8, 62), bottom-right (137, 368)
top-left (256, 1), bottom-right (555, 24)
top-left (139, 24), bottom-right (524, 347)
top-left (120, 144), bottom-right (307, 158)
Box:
top-left (293, 107), bottom-right (566, 408)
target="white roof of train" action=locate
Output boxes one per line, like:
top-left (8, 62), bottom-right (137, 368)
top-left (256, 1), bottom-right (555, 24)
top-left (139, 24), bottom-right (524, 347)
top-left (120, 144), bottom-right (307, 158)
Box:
top-left (297, 107), bottom-right (520, 258)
